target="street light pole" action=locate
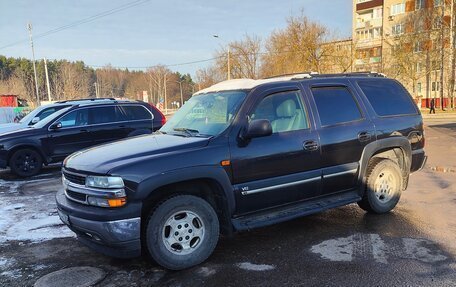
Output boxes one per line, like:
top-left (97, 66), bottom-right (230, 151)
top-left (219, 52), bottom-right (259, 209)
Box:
top-left (27, 22), bottom-right (40, 106)
top-left (213, 34), bottom-right (231, 80)
top-left (44, 58), bottom-right (51, 101)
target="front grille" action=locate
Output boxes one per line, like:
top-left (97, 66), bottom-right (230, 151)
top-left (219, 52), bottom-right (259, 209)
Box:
top-left (66, 190), bottom-right (87, 203)
top-left (63, 170), bottom-right (86, 185)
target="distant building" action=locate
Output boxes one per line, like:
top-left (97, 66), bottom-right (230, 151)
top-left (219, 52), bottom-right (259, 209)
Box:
top-left (352, 0), bottom-right (454, 108)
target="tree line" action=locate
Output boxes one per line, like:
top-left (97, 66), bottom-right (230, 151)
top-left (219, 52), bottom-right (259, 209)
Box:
top-left (0, 57), bottom-right (196, 108)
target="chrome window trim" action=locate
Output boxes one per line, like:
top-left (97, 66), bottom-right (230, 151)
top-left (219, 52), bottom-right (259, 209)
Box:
top-left (48, 104), bottom-right (153, 132)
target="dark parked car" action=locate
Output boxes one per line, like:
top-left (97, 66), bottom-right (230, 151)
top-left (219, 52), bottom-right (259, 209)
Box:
top-left (0, 98), bottom-right (165, 177)
top-left (56, 73), bottom-right (426, 270)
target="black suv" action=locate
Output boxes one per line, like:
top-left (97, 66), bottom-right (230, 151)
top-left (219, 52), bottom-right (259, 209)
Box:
top-left (56, 73), bottom-right (426, 270)
top-left (0, 98), bottom-right (166, 177)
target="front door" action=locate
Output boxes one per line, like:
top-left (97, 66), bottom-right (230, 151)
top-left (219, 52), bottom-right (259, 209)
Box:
top-left (45, 108), bottom-right (92, 161)
top-left (230, 88), bottom-right (321, 215)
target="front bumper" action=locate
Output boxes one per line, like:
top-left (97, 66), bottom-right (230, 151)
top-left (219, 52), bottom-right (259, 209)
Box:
top-left (56, 189), bottom-right (142, 258)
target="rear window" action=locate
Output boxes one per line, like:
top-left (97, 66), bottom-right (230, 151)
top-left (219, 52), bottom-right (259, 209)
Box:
top-left (358, 80), bottom-right (417, 116)
top-left (122, 105), bottom-right (152, 120)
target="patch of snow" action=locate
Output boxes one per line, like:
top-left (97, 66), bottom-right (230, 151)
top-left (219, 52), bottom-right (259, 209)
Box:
top-left (403, 238), bottom-right (447, 263)
top-left (197, 266), bottom-right (216, 277)
top-left (194, 75), bottom-right (312, 95)
top-left (0, 194), bottom-right (74, 244)
top-left (369, 234), bottom-right (388, 264)
top-left (310, 235), bottom-right (354, 262)
top-left (1, 269), bottom-right (22, 279)
top-left (236, 262), bottom-right (275, 271)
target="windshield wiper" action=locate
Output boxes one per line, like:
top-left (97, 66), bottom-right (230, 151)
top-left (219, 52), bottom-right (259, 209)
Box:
top-left (173, 127), bottom-right (200, 137)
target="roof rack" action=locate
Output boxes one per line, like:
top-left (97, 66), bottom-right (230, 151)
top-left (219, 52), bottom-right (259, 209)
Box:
top-left (263, 71), bottom-right (386, 81)
top-left (309, 72), bottom-right (386, 78)
top-left (56, 97), bottom-right (116, 104)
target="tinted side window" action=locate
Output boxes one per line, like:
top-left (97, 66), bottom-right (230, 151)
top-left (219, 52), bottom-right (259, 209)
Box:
top-left (36, 106), bottom-right (68, 121)
top-left (312, 87), bottom-right (362, 126)
top-left (358, 80), bottom-right (417, 116)
top-left (250, 91), bottom-right (309, 133)
top-left (59, 109), bottom-right (89, 128)
top-left (89, 106), bottom-right (123, 125)
top-left (122, 105), bottom-right (152, 120)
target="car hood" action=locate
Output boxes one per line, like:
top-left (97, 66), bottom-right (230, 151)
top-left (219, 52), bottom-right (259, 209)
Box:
top-left (64, 134), bottom-right (211, 174)
top-left (0, 123), bottom-right (27, 135)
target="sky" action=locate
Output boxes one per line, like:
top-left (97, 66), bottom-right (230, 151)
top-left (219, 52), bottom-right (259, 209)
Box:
top-left (0, 0), bottom-right (352, 76)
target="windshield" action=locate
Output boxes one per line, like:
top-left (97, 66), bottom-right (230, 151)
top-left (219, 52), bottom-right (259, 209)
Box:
top-left (19, 105), bottom-right (69, 125)
top-left (160, 91), bottom-right (246, 137)
top-left (33, 107), bottom-right (73, 129)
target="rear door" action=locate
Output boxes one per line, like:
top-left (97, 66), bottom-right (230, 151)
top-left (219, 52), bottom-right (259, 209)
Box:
top-left (305, 81), bottom-right (376, 196)
top-left (230, 86), bottom-right (322, 215)
top-left (88, 105), bottom-right (129, 146)
top-left (45, 107), bottom-right (92, 160)
top-left (119, 104), bottom-right (154, 134)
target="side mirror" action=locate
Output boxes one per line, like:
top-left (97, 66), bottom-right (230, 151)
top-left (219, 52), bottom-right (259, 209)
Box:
top-left (49, 122), bottom-right (62, 130)
top-left (243, 119), bottom-right (272, 140)
top-left (30, 117), bottom-right (40, 125)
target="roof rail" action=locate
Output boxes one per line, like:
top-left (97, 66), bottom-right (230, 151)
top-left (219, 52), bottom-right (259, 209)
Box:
top-left (56, 97), bottom-right (116, 104)
top-left (264, 72), bottom-right (318, 79)
top-left (311, 71), bottom-right (386, 78)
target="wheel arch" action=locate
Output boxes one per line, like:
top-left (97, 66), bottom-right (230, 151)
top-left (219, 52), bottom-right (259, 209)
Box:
top-left (358, 137), bottom-right (412, 193)
top-left (137, 167), bottom-right (235, 236)
top-left (7, 144), bottom-right (46, 165)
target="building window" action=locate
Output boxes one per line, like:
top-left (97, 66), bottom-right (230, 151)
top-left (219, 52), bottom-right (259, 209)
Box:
top-left (433, 16), bottom-right (442, 29)
top-left (417, 82), bottom-right (422, 93)
top-left (373, 8), bottom-right (383, 19)
top-left (416, 62), bottom-right (422, 72)
top-left (414, 42), bottom-right (423, 53)
top-left (434, 0), bottom-right (442, 7)
top-left (416, 0), bottom-right (425, 9)
top-left (431, 82), bottom-right (441, 91)
top-left (391, 3), bottom-right (405, 15)
top-left (392, 23), bottom-right (405, 35)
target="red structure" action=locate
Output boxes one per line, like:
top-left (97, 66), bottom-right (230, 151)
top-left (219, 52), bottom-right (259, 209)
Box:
top-left (0, 95), bottom-right (18, 107)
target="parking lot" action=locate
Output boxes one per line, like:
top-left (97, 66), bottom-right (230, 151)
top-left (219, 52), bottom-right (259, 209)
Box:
top-left (0, 117), bottom-right (455, 287)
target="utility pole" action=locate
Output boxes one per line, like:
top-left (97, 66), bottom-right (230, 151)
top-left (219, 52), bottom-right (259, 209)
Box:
top-left (43, 58), bottom-right (51, 101)
top-left (439, 2), bottom-right (445, 110)
top-left (176, 80), bottom-right (184, 106)
top-left (450, 0), bottom-right (456, 109)
top-left (94, 82), bottom-right (98, 98)
top-left (27, 22), bottom-right (40, 106)
top-left (164, 73), bottom-right (168, 114)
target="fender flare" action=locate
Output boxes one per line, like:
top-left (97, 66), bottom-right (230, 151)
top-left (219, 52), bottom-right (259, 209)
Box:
top-left (135, 165), bottom-right (235, 215)
top-left (358, 137), bottom-right (411, 191)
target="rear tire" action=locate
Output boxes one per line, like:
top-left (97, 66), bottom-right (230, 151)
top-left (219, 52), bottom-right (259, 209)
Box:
top-left (358, 158), bottom-right (403, 214)
top-left (9, 148), bottom-right (43, 177)
top-left (145, 195), bottom-right (219, 270)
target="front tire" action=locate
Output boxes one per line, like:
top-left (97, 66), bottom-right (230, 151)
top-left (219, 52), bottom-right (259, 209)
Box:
top-left (358, 158), bottom-right (403, 214)
top-left (9, 148), bottom-right (43, 177)
top-left (145, 195), bottom-right (219, 270)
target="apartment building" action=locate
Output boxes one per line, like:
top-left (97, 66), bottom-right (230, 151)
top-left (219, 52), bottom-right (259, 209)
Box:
top-left (352, 0), bottom-right (454, 108)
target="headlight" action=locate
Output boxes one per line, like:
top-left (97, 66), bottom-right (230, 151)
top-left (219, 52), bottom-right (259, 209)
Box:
top-left (85, 176), bottom-right (124, 189)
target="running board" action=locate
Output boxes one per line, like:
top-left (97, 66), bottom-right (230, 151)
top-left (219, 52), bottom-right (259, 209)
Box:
top-left (232, 191), bottom-right (361, 231)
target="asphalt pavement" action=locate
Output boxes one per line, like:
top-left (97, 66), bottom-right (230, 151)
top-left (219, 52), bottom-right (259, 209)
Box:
top-left (0, 117), bottom-right (455, 287)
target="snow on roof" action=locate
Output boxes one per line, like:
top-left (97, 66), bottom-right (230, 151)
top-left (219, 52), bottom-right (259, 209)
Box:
top-left (194, 73), bottom-right (313, 95)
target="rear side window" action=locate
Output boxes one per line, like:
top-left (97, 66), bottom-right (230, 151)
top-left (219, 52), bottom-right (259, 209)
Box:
top-left (89, 106), bottom-right (124, 124)
top-left (358, 80), bottom-right (417, 116)
top-left (312, 87), bottom-right (362, 126)
top-left (121, 105), bottom-right (152, 120)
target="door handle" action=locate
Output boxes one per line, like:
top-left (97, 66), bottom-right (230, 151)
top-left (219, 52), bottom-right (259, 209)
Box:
top-left (303, 140), bottom-right (319, 151)
top-left (358, 131), bottom-right (372, 142)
